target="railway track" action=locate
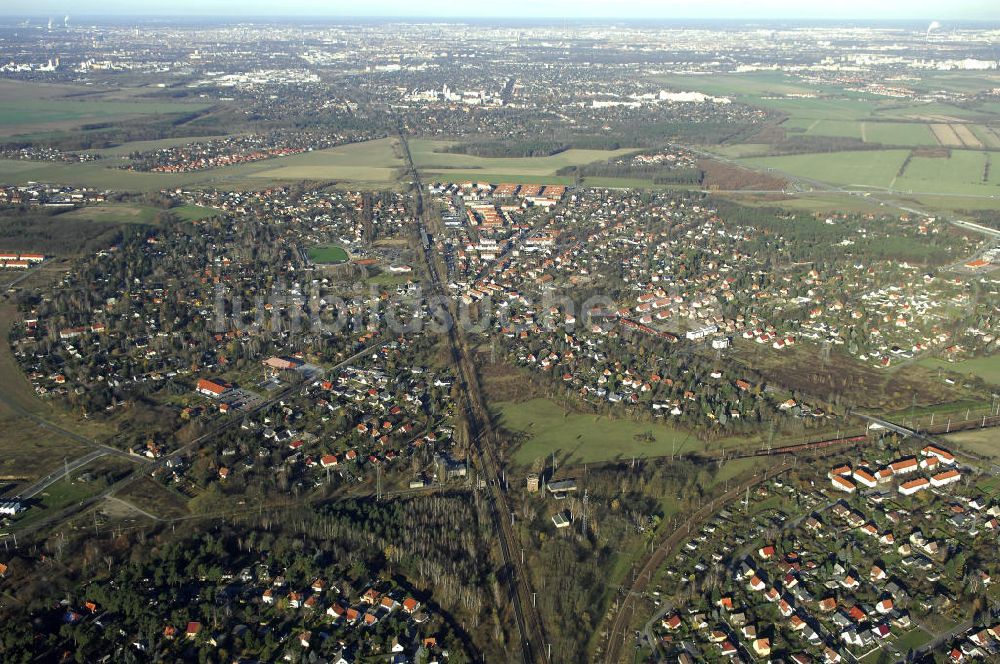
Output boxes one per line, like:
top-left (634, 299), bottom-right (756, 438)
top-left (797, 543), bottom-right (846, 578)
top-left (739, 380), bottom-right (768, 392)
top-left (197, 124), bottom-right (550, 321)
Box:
top-left (600, 433), bottom-right (883, 663)
top-left (602, 463), bottom-right (792, 664)
top-left (398, 123), bottom-right (548, 664)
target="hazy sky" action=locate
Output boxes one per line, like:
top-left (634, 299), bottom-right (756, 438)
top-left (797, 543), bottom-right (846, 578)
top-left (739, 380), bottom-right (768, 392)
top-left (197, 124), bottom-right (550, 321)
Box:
top-left (0, 1), bottom-right (998, 20)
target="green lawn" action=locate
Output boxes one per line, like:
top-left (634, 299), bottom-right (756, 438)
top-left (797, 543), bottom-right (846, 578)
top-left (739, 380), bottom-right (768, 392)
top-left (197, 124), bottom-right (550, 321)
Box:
top-left (14, 477), bottom-right (104, 527)
top-left (58, 204), bottom-right (161, 225)
top-left (56, 203), bottom-right (218, 224)
top-left (308, 244), bottom-right (349, 263)
top-left (978, 475), bottom-right (1000, 497)
top-left (858, 628), bottom-right (931, 663)
top-left (918, 355), bottom-right (1000, 386)
top-left (171, 204), bottom-right (222, 221)
top-left (498, 398), bottom-right (740, 466)
top-left (945, 429), bottom-right (1000, 461)
top-left (365, 271), bottom-right (414, 287)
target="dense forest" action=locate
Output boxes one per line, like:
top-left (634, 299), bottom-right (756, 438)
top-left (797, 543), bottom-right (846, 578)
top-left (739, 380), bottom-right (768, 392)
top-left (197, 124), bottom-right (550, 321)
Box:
top-left (0, 207), bottom-right (132, 255)
top-left (556, 161), bottom-right (705, 185)
top-left (0, 494), bottom-right (502, 663)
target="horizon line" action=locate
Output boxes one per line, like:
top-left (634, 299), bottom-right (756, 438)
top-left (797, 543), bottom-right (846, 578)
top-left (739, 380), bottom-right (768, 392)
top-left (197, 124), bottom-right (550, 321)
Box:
top-left (0, 14), bottom-right (987, 21)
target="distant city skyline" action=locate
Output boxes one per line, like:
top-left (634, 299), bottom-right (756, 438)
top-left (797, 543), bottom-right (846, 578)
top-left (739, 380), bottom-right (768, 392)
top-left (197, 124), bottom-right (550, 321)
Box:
top-left (0, 1), bottom-right (998, 21)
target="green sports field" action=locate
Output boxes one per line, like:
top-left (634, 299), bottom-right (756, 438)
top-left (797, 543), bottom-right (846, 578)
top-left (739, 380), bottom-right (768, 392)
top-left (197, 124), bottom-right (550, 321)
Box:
top-left (307, 244), bottom-right (349, 263)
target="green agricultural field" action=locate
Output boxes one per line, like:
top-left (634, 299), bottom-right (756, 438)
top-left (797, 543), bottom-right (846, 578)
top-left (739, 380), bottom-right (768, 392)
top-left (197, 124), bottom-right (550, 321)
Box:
top-left (760, 96), bottom-right (989, 125)
top-left (410, 139), bottom-right (638, 179)
top-left (0, 98), bottom-right (211, 137)
top-left (0, 138), bottom-right (406, 191)
top-left (649, 71), bottom-right (826, 97)
top-left (0, 159), bottom-right (204, 191)
top-left (877, 101), bottom-right (998, 123)
top-left (708, 144), bottom-right (776, 159)
top-left (895, 150), bottom-right (996, 195)
top-left (913, 72), bottom-right (1000, 95)
top-left (247, 138), bottom-right (404, 183)
top-left (739, 149), bottom-right (909, 189)
top-left (718, 191), bottom-right (889, 214)
top-left (738, 147), bottom-right (1000, 195)
top-left (307, 244), bottom-right (349, 263)
top-left (971, 125), bottom-right (1000, 149)
top-left (781, 118), bottom-right (936, 146)
top-left (754, 96), bottom-right (880, 121)
top-left (903, 192), bottom-right (1000, 212)
top-left (498, 397), bottom-right (740, 466)
top-left (802, 119), bottom-right (863, 139)
top-left (862, 122), bottom-right (937, 146)
top-left (0, 159), bottom-right (57, 175)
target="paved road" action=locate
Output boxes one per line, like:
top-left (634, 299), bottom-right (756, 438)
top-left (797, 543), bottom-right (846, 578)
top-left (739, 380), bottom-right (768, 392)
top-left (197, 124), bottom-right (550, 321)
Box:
top-left (16, 449), bottom-right (110, 499)
top-left (641, 600), bottom-right (674, 661)
top-left (903, 618), bottom-right (974, 662)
